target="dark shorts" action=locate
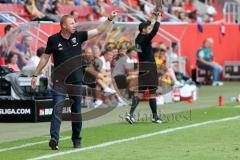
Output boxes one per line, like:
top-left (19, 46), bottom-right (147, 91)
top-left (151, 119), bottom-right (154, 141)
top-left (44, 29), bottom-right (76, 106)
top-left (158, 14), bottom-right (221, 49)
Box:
top-left (114, 75), bottom-right (127, 89)
top-left (138, 62), bottom-right (158, 94)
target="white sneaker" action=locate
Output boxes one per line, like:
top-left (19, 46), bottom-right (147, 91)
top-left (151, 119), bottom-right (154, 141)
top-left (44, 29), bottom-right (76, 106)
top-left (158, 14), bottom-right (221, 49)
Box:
top-left (174, 81), bottom-right (184, 88)
top-left (212, 81), bottom-right (224, 86)
top-left (116, 102), bottom-right (126, 107)
top-left (94, 100), bottom-right (103, 108)
top-left (104, 87), bottom-right (116, 96)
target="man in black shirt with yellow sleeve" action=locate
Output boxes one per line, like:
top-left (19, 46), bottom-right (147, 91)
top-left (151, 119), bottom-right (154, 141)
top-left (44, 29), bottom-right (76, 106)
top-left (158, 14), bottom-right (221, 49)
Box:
top-left (31, 11), bottom-right (118, 150)
top-left (126, 8), bottom-right (165, 124)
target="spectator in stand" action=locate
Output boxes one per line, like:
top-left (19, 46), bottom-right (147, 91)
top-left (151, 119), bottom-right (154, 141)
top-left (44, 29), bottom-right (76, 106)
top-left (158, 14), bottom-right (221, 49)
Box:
top-left (86, 13), bottom-right (95, 21)
top-left (74, 0), bottom-right (89, 6)
top-left (46, 0), bottom-right (61, 22)
top-left (86, 0), bottom-right (96, 6)
top-left (196, 38), bottom-right (223, 86)
top-left (154, 44), bottom-right (183, 88)
top-left (26, 47), bottom-right (45, 68)
top-left (15, 35), bottom-right (34, 69)
top-left (93, 0), bottom-right (108, 20)
top-left (94, 49), bottom-right (117, 107)
top-left (25, 0), bottom-right (55, 22)
top-left (0, 25), bottom-right (14, 64)
top-left (206, 0), bottom-right (217, 22)
top-left (177, 11), bottom-right (191, 23)
top-left (113, 47), bottom-right (138, 98)
top-left (6, 52), bottom-right (20, 72)
top-left (184, 0), bottom-right (196, 14)
top-left (21, 47), bottom-right (45, 76)
top-left (92, 45), bottom-right (102, 57)
top-left (136, 0), bottom-right (152, 17)
top-left (58, 0), bottom-right (74, 5)
top-left (70, 10), bottom-right (79, 22)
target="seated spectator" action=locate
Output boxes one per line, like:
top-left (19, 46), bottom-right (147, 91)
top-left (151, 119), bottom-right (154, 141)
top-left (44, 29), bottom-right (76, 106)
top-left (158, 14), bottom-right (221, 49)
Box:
top-left (113, 47), bottom-right (138, 98)
top-left (196, 38), bottom-right (223, 86)
top-left (25, 0), bottom-right (55, 22)
top-left (93, 0), bottom-right (108, 20)
top-left (136, 0), bottom-right (152, 17)
top-left (58, 0), bottom-right (74, 5)
top-left (93, 49), bottom-right (118, 107)
top-left (206, 0), bottom-right (217, 23)
top-left (26, 47), bottom-right (45, 68)
top-left (86, 13), bottom-right (95, 21)
top-left (15, 35), bottom-right (34, 69)
top-left (46, 0), bottom-right (61, 22)
top-left (83, 48), bottom-right (116, 107)
top-left (0, 25), bottom-right (14, 64)
top-left (7, 53), bottom-right (20, 72)
top-left (177, 11), bottom-right (191, 23)
top-left (92, 45), bottom-right (102, 57)
top-left (154, 44), bottom-right (183, 88)
top-left (70, 10), bottom-right (79, 22)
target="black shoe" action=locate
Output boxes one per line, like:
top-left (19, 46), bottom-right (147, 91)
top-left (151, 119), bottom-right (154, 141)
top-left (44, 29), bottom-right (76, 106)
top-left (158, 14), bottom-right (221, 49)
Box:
top-left (152, 117), bottom-right (166, 124)
top-left (49, 138), bottom-right (59, 150)
top-left (125, 114), bottom-right (136, 124)
top-left (73, 140), bottom-right (81, 149)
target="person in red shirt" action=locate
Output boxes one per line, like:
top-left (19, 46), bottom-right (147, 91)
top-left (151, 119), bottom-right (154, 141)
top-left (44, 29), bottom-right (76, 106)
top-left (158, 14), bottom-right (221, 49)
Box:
top-left (7, 53), bottom-right (20, 72)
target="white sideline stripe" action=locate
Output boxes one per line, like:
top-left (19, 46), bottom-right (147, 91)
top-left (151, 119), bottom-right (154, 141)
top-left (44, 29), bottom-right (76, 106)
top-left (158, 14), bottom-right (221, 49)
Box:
top-left (27, 115), bottom-right (240, 160)
top-left (0, 137), bottom-right (70, 153)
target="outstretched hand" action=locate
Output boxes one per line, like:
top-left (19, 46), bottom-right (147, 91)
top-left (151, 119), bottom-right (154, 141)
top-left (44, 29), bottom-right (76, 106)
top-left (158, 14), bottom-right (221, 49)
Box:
top-left (153, 7), bottom-right (164, 17)
top-left (108, 10), bottom-right (118, 21)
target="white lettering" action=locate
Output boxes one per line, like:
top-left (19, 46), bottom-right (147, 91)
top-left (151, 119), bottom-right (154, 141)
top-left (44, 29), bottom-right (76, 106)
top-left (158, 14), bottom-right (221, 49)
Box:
top-left (0, 108), bottom-right (31, 115)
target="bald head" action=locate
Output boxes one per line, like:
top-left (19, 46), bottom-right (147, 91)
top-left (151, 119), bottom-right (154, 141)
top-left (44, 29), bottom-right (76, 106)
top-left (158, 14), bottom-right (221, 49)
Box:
top-left (203, 38), bottom-right (214, 48)
top-left (60, 15), bottom-right (76, 34)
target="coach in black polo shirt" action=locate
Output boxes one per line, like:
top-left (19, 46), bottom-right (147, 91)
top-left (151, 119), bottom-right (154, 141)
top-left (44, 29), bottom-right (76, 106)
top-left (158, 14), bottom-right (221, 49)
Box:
top-left (31, 11), bottom-right (118, 150)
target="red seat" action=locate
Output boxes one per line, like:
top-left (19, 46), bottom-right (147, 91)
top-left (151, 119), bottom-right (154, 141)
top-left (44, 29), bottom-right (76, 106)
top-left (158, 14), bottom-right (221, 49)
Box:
top-left (0, 57), bottom-right (6, 66)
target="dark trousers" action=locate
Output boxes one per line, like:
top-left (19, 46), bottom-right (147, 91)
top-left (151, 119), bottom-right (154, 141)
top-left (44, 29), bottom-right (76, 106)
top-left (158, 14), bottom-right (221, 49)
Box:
top-left (50, 85), bottom-right (82, 142)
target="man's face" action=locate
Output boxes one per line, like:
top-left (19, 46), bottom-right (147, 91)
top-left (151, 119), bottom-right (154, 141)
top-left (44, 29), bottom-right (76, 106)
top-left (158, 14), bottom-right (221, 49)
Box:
top-left (119, 48), bottom-right (127, 56)
top-left (105, 51), bottom-right (113, 62)
top-left (23, 36), bottom-right (33, 48)
top-left (85, 48), bottom-right (93, 61)
top-left (92, 46), bottom-right (101, 57)
top-left (129, 50), bottom-right (137, 58)
top-left (63, 17), bottom-right (76, 34)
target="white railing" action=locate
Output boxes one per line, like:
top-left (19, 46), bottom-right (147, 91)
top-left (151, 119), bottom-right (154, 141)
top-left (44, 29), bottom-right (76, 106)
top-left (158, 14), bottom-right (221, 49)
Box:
top-left (223, 2), bottom-right (240, 24)
top-left (0, 11), bottom-right (50, 45)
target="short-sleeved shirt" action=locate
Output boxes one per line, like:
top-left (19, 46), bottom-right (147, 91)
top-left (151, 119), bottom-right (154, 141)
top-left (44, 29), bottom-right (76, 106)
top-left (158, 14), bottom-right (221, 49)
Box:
top-left (99, 56), bottom-right (111, 71)
top-left (45, 31), bottom-right (88, 84)
top-left (113, 55), bottom-right (137, 77)
top-left (196, 47), bottom-right (213, 66)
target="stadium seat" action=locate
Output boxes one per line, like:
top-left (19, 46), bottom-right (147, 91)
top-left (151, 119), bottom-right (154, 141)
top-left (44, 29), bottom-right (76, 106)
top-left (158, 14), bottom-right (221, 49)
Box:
top-left (195, 67), bottom-right (212, 85)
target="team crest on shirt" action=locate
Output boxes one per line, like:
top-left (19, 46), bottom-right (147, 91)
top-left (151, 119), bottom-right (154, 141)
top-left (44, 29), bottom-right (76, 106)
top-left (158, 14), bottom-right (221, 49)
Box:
top-left (72, 37), bottom-right (76, 43)
top-left (71, 37), bottom-right (78, 47)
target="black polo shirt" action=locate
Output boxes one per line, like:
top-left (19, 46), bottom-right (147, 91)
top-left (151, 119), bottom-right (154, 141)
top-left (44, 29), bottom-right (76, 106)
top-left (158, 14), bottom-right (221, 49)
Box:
top-left (45, 31), bottom-right (88, 84)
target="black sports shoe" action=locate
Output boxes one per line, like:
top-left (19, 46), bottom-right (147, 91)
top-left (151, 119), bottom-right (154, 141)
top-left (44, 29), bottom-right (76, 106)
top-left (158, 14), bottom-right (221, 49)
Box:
top-left (125, 114), bottom-right (136, 124)
top-left (49, 138), bottom-right (59, 150)
top-left (152, 117), bottom-right (166, 124)
top-left (73, 140), bottom-right (81, 149)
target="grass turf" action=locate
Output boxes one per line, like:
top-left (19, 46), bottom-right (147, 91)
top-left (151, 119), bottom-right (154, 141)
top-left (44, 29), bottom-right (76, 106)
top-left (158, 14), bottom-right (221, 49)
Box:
top-left (0, 103), bottom-right (240, 160)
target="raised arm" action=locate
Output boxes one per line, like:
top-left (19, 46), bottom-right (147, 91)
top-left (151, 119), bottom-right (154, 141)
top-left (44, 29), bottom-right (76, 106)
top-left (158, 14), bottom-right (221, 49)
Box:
top-left (87, 11), bottom-right (118, 40)
top-left (144, 8), bottom-right (163, 42)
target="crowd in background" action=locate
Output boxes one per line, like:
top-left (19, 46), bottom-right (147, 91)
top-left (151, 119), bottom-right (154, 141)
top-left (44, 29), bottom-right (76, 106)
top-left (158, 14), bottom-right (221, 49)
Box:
top-left (0, 0), bottom-right (218, 23)
top-left (0, 23), bottom-right (186, 107)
